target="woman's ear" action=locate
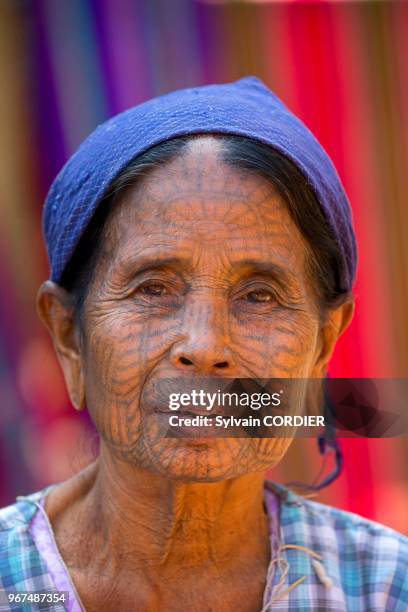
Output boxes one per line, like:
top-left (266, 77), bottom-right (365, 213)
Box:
top-left (37, 281), bottom-right (85, 411)
top-left (312, 298), bottom-right (355, 378)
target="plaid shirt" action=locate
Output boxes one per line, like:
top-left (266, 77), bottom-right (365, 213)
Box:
top-left (0, 482), bottom-right (407, 611)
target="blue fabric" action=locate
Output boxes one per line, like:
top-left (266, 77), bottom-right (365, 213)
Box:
top-left (43, 76), bottom-right (357, 290)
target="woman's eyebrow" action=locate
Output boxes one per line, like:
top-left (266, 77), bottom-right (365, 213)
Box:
top-left (118, 255), bottom-right (297, 285)
top-left (119, 255), bottom-right (191, 276)
top-left (232, 259), bottom-right (296, 284)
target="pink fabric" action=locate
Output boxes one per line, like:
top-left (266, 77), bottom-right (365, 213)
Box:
top-left (30, 486), bottom-right (280, 610)
top-left (30, 499), bottom-right (84, 612)
top-left (264, 485), bottom-right (281, 558)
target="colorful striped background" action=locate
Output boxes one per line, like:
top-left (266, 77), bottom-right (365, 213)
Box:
top-left (0, 0), bottom-right (407, 533)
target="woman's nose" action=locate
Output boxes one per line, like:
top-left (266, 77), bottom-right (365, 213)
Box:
top-left (169, 300), bottom-right (235, 374)
top-left (170, 346), bottom-right (232, 373)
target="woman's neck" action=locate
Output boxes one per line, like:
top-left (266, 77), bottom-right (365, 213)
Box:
top-left (46, 449), bottom-right (270, 574)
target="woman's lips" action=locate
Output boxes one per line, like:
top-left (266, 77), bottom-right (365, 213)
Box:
top-left (149, 404), bottom-right (253, 443)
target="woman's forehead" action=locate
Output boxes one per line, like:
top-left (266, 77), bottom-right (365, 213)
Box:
top-left (108, 170), bottom-right (300, 242)
top-left (100, 155), bottom-right (308, 281)
top-left (113, 138), bottom-right (286, 226)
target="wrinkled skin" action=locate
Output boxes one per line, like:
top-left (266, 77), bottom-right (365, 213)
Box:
top-left (37, 137), bottom-right (354, 611)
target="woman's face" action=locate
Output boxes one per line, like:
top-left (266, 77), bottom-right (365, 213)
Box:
top-left (45, 138), bottom-right (348, 482)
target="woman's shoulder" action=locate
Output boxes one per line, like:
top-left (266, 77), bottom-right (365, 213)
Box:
top-left (268, 482), bottom-right (408, 608)
top-left (301, 493), bottom-right (407, 550)
top-left (0, 488), bottom-right (54, 591)
top-left (0, 490), bottom-right (45, 531)
top-left (270, 481), bottom-right (407, 538)
top-left (273, 482), bottom-right (408, 552)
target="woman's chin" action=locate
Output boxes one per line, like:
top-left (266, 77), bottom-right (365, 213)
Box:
top-left (150, 438), bottom-right (245, 481)
top-left (139, 437), bottom-right (280, 482)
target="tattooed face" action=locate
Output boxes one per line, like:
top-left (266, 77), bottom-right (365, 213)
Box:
top-left (80, 137), bottom-right (324, 482)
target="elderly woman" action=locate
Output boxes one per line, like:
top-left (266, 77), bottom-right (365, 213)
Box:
top-left (0, 77), bottom-right (407, 611)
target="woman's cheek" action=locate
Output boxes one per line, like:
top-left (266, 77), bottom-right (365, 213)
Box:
top-left (230, 308), bottom-right (319, 378)
top-left (82, 309), bottom-right (180, 446)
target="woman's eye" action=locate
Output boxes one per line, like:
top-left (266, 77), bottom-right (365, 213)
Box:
top-left (139, 283), bottom-right (168, 296)
top-left (244, 289), bottom-right (275, 303)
